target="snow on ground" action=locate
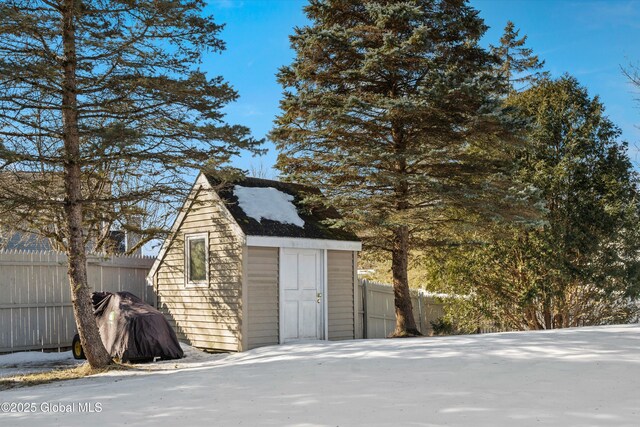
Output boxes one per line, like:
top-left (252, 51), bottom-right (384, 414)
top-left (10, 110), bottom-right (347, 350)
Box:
top-left (2, 325), bottom-right (640, 426)
top-left (0, 350), bottom-right (83, 378)
top-left (0, 343), bottom-right (222, 378)
top-left (234, 185), bottom-right (305, 227)
top-left (138, 342), bottom-right (225, 371)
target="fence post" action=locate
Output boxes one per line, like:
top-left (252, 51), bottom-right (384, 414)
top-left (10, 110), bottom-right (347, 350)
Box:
top-left (362, 279), bottom-right (368, 339)
top-left (417, 289), bottom-right (424, 335)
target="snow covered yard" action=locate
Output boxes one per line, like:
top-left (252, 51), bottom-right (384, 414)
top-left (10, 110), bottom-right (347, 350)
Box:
top-left (1, 325), bottom-right (639, 426)
top-left (0, 343), bottom-right (219, 379)
top-left (0, 351), bottom-right (83, 378)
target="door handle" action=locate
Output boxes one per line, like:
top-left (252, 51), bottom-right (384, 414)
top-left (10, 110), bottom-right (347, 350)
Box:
top-left (317, 292), bottom-right (322, 303)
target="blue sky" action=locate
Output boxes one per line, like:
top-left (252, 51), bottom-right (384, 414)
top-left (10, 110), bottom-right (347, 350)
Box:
top-left (204, 0), bottom-right (640, 176)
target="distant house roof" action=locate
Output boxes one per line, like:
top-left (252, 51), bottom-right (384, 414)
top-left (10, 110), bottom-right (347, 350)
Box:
top-left (3, 232), bottom-right (52, 251)
top-left (203, 174), bottom-right (359, 242)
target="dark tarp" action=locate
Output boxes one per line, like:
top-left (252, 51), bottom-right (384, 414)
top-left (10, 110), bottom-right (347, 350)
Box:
top-left (92, 291), bottom-right (184, 362)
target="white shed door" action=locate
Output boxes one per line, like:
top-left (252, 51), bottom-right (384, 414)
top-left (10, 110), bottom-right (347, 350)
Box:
top-left (281, 248), bottom-right (323, 342)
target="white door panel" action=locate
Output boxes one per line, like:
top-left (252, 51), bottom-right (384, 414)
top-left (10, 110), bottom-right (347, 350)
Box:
top-left (282, 253), bottom-right (298, 290)
top-left (300, 300), bottom-right (318, 339)
top-left (283, 301), bottom-right (299, 341)
top-left (281, 248), bottom-right (323, 342)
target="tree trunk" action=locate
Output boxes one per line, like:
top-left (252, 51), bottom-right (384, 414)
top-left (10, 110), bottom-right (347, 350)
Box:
top-left (389, 121), bottom-right (421, 338)
top-left (61, 0), bottom-right (112, 369)
top-left (543, 301), bottom-right (552, 330)
top-left (390, 226), bottom-right (421, 337)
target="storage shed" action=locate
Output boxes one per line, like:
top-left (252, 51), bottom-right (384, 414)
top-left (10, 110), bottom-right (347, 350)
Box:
top-left (147, 172), bottom-right (361, 351)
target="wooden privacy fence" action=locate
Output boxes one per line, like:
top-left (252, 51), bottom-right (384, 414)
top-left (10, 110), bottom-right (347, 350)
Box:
top-left (358, 279), bottom-right (445, 338)
top-left (0, 250), bottom-right (154, 353)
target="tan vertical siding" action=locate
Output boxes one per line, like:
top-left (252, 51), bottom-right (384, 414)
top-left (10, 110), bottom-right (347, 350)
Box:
top-left (328, 250), bottom-right (355, 340)
top-left (246, 246), bottom-right (279, 349)
top-left (156, 187), bottom-right (243, 352)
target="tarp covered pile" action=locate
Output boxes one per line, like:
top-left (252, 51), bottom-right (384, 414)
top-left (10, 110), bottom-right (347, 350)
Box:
top-left (92, 291), bottom-right (184, 362)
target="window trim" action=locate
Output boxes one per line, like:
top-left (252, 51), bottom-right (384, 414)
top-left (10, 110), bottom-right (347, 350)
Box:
top-left (185, 232), bottom-right (209, 287)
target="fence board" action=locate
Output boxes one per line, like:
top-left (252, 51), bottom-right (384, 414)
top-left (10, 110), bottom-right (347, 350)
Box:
top-left (0, 251), bottom-right (154, 352)
top-left (358, 279), bottom-right (445, 338)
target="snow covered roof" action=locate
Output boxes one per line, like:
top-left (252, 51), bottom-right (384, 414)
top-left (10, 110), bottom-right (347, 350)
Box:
top-left (233, 185), bottom-right (305, 228)
top-left (204, 175), bottom-right (359, 242)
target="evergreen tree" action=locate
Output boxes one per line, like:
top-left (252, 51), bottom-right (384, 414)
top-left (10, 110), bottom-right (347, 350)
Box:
top-left (512, 76), bottom-right (640, 327)
top-left (491, 21), bottom-right (548, 92)
top-left (431, 76), bottom-right (640, 330)
top-left (272, 0), bottom-right (525, 336)
top-left (0, 0), bottom-right (261, 368)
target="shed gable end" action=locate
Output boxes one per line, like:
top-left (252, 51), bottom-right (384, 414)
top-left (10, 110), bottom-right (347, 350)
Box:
top-left (154, 178), bottom-right (246, 352)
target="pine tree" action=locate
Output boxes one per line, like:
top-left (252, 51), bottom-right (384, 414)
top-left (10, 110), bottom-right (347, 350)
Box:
top-left (271, 0), bottom-right (525, 336)
top-left (510, 76), bottom-right (640, 327)
top-left (491, 21), bottom-right (548, 92)
top-left (434, 76), bottom-right (640, 330)
top-left (0, 0), bottom-right (261, 368)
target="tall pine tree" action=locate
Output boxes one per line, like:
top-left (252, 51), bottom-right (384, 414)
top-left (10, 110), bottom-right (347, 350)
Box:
top-left (272, 0), bottom-right (524, 336)
top-left (0, 0), bottom-right (261, 367)
top-left (490, 21), bottom-right (548, 92)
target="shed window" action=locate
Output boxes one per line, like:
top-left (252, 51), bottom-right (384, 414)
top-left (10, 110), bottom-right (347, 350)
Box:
top-left (186, 233), bottom-right (208, 286)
